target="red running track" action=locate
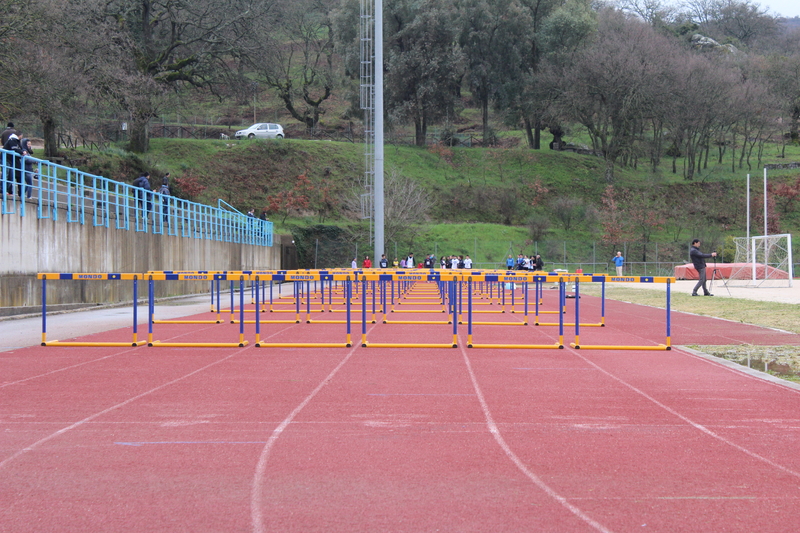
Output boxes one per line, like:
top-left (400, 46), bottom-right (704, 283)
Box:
top-left (1, 293), bottom-right (800, 532)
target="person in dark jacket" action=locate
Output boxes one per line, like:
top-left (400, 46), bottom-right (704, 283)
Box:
top-left (3, 134), bottom-right (24, 197)
top-left (132, 172), bottom-right (152, 217)
top-left (690, 239), bottom-right (717, 296)
top-left (1, 122), bottom-right (18, 146)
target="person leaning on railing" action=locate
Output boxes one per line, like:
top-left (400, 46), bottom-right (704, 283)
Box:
top-left (3, 133), bottom-right (25, 198)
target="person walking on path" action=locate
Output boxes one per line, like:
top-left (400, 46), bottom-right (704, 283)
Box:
top-left (690, 239), bottom-right (716, 296)
top-left (612, 252), bottom-right (624, 276)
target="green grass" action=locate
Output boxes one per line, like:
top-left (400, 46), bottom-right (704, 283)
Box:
top-left (580, 284), bottom-right (800, 334)
top-left (579, 284), bottom-right (800, 381)
top-left (66, 135), bottom-right (800, 266)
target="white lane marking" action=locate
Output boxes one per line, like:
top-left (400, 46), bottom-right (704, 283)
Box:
top-left (459, 345), bottom-right (615, 533)
top-left (0, 346), bottom-right (250, 471)
top-left (250, 343), bottom-right (361, 533)
top-left (1, 350), bottom-right (137, 389)
top-left (572, 349), bottom-right (800, 480)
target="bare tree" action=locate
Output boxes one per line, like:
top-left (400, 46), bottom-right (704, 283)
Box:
top-left (62, 0), bottom-right (270, 152)
top-left (347, 168), bottom-right (432, 246)
top-left (617, 0), bottom-right (679, 26)
top-left (764, 33), bottom-right (800, 145)
top-left (558, 9), bottom-right (680, 181)
top-left (0, 0), bottom-right (43, 117)
top-left (249, 0), bottom-right (335, 131)
top-left (550, 196), bottom-right (586, 231)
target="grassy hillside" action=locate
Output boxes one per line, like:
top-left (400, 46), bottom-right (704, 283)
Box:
top-left (66, 136), bottom-right (800, 269)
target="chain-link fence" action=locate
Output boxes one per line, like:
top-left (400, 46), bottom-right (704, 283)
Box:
top-left (290, 232), bottom-right (733, 276)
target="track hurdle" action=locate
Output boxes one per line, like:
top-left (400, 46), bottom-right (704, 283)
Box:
top-left (569, 276), bottom-right (673, 351)
top-left (149, 273), bottom-right (224, 325)
top-left (38, 273), bottom-right (148, 347)
top-left (255, 272), bottom-right (354, 348)
top-left (465, 273), bottom-right (563, 349)
top-left (147, 273), bottom-right (249, 347)
top-left (382, 271), bottom-right (452, 325)
top-left (459, 273), bottom-right (533, 326)
top-left (361, 273), bottom-right (459, 348)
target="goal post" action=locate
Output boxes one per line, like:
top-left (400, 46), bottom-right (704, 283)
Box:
top-left (728, 234), bottom-right (793, 287)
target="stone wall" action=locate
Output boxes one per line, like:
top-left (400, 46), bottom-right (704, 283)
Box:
top-left (0, 206), bottom-right (280, 314)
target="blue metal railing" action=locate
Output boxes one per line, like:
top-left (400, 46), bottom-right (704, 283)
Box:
top-left (1, 149), bottom-right (272, 246)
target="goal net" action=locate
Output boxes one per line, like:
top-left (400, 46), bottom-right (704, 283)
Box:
top-left (727, 234), bottom-right (793, 287)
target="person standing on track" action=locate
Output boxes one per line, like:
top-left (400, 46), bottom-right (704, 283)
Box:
top-left (690, 239), bottom-right (716, 296)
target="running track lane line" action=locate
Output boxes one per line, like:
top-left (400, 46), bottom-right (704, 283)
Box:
top-left (458, 344), bottom-right (615, 533)
top-left (0, 348), bottom-right (139, 389)
top-left (250, 325), bottom-right (377, 533)
top-left (0, 345), bottom-right (251, 471)
top-left (570, 348), bottom-right (800, 480)
top-left (0, 318), bottom-right (240, 389)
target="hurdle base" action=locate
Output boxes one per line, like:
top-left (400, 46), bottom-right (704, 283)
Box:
top-left (153, 320), bottom-right (222, 324)
top-left (254, 342), bottom-right (352, 348)
top-left (467, 343), bottom-right (561, 349)
top-left (364, 343), bottom-right (458, 348)
top-left (459, 321), bottom-right (527, 326)
top-left (150, 341), bottom-right (249, 348)
top-left (569, 343), bottom-right (669, 351)
top-left (42, 340), bottom-right (148, 347)
top-left (383, 320), bottom-right (452, 325)
top-left (233, 320), bottom-right (300, 324)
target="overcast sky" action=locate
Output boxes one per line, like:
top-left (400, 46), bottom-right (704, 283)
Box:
top-left (762, 0), bottom-right (800, 19)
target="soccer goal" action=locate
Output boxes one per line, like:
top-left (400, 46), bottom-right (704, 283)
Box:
top-left (727, 234), bottom-right (794, 287)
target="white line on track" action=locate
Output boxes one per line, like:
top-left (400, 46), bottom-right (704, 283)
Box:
top-left (0, 321), bottom-right (299, 470)
top-left (571, 349), bottom-right (800, 480)
top-left (250, 326), bottom-right (376, 533)
top-left (0, 349), bottom-right (137, 389)
top-left (0, 345), bottom-right (251, 471)
top-left (0, 320), bottom-right (237, 389)
top-left (458, 344), bottom-right (615, 533)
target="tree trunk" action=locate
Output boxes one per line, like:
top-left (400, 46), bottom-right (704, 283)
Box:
top-left (42, 116), bottom-right (58, 158)
top-left (414, 117), bottom-right (425, 147)
top-left (482, 97), bottom-right (490, 145)
top-left (128, 115), bottom-right (150, 153)
top-left (523, 117), bottom-right (534, 148)
top-left (604, 158), bottom-right (615, 183)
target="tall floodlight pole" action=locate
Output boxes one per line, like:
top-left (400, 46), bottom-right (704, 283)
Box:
top-left (359, 0), bottom-right (384, 264)
top-left (374, 0), bottom-right (384, 264)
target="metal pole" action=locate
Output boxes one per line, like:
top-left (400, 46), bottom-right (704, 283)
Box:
top-left (763, 167), bottom-right (768, 237)
top-left (763, 168), bottom-right (768, 277)
top-left (374, 0), bottom-right (385, 265)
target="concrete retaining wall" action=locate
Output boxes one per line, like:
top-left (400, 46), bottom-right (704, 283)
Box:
top-left (0, 204), bottom-right (279, 313)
